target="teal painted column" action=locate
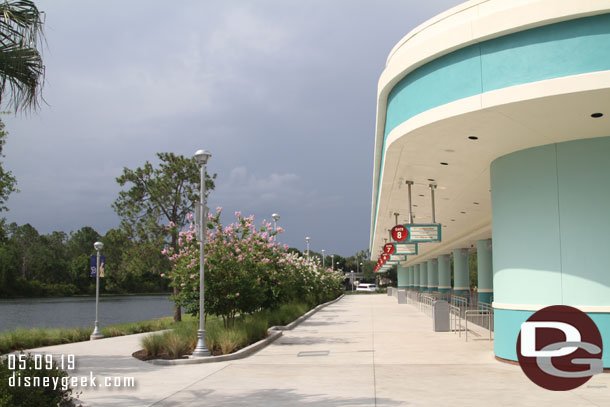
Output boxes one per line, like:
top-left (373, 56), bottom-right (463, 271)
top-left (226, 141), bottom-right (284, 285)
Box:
top-left (453, 248), bottom-right (469, 296)
top-left (477, 239), bottom-right (493, 304)
top-left (491, 137), bottom-right (610, 367)
top-left (408, 266), bottom-right (413, 290)
top-left (397, 264), bottom-right (408, 289)
top-left (413, 264), bottom-right (420, 291)
top-left (427, 258), bottom-right (438, 293)
top-left (437, 254), bottom-right (451, 293)
top-left (419, 262), bottom-right (428, 292)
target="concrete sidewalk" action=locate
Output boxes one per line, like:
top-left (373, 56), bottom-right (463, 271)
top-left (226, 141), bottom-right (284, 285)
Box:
top-left (29, 294), bottom-right (609, 406)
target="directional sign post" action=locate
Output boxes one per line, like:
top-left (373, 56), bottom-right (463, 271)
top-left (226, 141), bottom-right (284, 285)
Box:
top-left (405, 224), bottom-right (441, 242)
top-left (393, 242), bottom-right (418, 255)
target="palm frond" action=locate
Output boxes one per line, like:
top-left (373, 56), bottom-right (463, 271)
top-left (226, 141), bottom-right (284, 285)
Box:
top-left (0, 0), bottom-right (45, 113)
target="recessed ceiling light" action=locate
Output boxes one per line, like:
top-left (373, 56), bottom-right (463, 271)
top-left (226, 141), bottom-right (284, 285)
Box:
top-left (428, 178), bottom-right (435, 182)
top-left (591, 113), bottom-right (603, 118)
top-left (451, 219), bottom-right (456, 222)
top-left (440, 162), bottom-right (449, 166)
top-left (444, 149), bottom-right (455, 153)
top-left (413, 204), bottom-right (418, 207)
top-left (468, 136), bottom-right (478, 140)
top-left (473, 202), bottom-right (479, 205)
top-left (418, 194), bottom-right (424, 197)
top-left (460, 211), bottom-right (466, 214)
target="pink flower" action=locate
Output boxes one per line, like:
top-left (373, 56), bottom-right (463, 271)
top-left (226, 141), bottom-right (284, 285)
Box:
top-left (276, 226), bottom-right (284, 234)
top-left (190, 274), bottom-right (195, 279)
top-left (187, 213), bottom-right (194, 221)
top-left (180, 283), bottom-right (185, 287)
top-left (168, 221), bottom-right (175, 228)
top-left (235, 292), bottom-right (240, 297)
top-left (235, 211), bottom-right (241, 217)
top-left (216, 206), bottom-right (223, 213)
top-left (160, 273), bottom-right (165, 277)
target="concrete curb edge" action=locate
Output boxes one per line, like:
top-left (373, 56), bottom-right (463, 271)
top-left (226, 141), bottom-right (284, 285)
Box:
top-left (145, 294), bottom-right (345, 366)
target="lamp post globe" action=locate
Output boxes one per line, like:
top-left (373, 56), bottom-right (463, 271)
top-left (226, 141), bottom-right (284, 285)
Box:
top-left (194, 149), bottom-right (212, 165)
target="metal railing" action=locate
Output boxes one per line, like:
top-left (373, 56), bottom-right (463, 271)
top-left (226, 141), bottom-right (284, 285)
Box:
top-left (449, 304), bottom-right (463, 337)
top-left (403, 289), bottom-right (494, 341)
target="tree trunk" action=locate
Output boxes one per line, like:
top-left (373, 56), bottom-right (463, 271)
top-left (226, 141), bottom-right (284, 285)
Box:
top-left (171, 228), bottom-right (182, 322)
top-left (173, 286), bottom-right (182, 322)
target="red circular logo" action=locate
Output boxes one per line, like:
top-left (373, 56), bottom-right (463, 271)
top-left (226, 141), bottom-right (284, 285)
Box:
top-left (380, 253), bottom-right (389, 262)
top-left (391, 225), bottom-right (408, 242)
top-left (383, 243), bottom-right (395, 254)
top-left (516, 305), bottom-right (603, 391)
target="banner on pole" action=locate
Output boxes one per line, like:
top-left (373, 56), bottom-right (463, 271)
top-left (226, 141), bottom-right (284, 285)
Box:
top-left (90, 255), bottom-right (106, 278)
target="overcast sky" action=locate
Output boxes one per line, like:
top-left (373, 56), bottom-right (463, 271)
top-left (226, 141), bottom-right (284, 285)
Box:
top-left (2, 0), bottom-right (463, 257)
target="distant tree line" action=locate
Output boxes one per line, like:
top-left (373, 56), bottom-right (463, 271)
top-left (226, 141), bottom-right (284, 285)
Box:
top-left (0, 223), bottom-right (170, 298)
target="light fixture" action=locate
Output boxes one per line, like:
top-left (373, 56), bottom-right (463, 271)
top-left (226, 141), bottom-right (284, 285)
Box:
top-left (194, 149), bottom-right (212, 165)
top-left (591, 113), bottom-right (603, 118)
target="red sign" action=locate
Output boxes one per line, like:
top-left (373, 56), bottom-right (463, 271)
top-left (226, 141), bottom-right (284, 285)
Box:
top-left (381, 253), bottom-right (389, 262)
top-left (383, 243), bottom-right (395, 254)
top-left (391, 225), bottom-right (408, 242)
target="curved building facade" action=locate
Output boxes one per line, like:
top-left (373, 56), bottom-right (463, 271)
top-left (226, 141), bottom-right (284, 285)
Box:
top-left (371, 0), bottom-right (610, 366)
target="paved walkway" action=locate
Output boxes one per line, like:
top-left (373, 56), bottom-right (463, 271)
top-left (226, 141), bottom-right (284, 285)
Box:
top-left (29, 294), bottom-right (609, 406)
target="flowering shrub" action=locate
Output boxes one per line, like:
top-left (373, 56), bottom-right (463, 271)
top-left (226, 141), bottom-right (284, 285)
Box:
top-left (163, 208), bottom-right (344, 327)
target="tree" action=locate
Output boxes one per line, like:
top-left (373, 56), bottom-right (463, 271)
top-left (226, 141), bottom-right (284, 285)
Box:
top-left (0, 0), bottom-right (45, 113)
top-left (113, 152), bottom-right (215, 321)
top-left (0, 119), bottom-right (17, 212)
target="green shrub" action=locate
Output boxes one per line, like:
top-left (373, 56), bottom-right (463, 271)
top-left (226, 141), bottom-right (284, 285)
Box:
top-left (0, 353), bottom-right (80, 407)
top-left (162, 331), bottom-right (192, 358)
top-left (141, 333), bottom-right (165, 358)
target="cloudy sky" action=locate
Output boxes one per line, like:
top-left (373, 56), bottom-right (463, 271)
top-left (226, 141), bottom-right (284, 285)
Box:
top-left (2, 0), bottom-right (463, 257)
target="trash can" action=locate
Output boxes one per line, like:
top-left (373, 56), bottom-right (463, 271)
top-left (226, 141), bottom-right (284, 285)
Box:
top-left (397, 289), bottom-right (407, 304)
top-left (432, 300), bottom-right (450, 332)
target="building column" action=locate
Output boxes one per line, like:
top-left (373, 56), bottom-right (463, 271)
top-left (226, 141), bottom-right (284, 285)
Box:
top-left (413, 264), bottom-right (420, 291)
top-left (453, 248), bottom-right (469, 296)
top-left (419, 262), bottom-right (428, 292)
top-left (427, 258), bottom-right (438, 293)
top-left (477, 239), bottom-right (493, 304)
top-left (397, 264), bottom-right (408, 289)
top-left (437, 254), bottom-right (451, 293)
top-left (407, 266), bottom-right (413, 290)
top-left (491, 138), bottom-right (610, 367)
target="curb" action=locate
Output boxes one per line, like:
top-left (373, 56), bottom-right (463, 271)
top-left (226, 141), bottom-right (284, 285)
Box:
top-left (145, 294), bottom-right (345, 366)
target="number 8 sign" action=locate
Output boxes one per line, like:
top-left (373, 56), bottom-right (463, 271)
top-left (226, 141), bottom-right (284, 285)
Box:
top-left (391, 225), bottom-right (408, 242)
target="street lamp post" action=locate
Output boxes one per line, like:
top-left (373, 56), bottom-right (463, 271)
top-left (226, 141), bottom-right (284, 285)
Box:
top-left (192, 149), bottom-right (212, 357)
top-left (351, 270), bottom-right (354, 292)
top-left (305, 237), bottom-right (310, 259)
top-left (331, 254), bottom-right (334, 271)
top-left (321, 249), bottom-right (325, 268)
top-left (271, 213), bottom-right (280, 242)
top-left (90, 241), bottom-right (104, 340)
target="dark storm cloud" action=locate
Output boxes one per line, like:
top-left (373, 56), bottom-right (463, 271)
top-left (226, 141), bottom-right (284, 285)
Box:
top-left (2, 0), bottom-right (464, 256)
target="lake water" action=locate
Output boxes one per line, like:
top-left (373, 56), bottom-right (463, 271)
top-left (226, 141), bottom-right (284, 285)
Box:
top-left (0, 295), bottom-right (175, 332)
